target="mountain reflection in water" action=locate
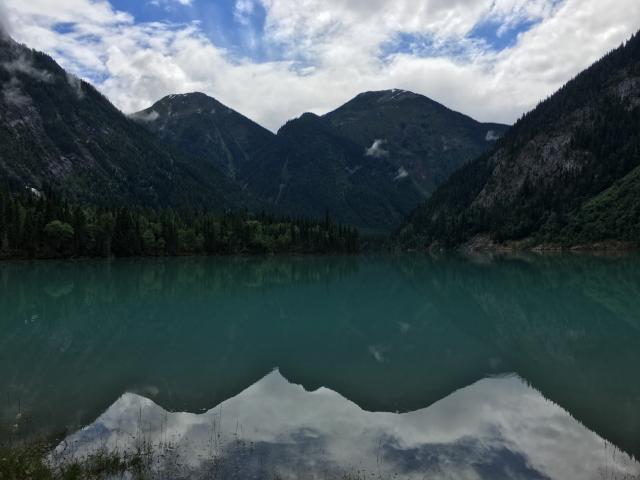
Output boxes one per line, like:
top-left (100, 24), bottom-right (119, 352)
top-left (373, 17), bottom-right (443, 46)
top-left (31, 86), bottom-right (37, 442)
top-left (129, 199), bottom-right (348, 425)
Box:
top-left (1, 255), bottom-right (640, 478)
top-left (54, 371), bottom-right (638, 480)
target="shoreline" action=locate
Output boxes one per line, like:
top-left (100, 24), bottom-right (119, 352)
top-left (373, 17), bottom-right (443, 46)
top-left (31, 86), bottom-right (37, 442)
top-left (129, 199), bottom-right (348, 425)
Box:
top-left (0, 250), bottom-right (362, 262)
top-left (445, 235), bottom-right (640, 256)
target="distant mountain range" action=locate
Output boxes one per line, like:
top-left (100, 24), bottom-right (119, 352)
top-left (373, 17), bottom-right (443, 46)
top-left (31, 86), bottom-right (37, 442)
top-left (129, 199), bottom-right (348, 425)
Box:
top-left (133, 89), bottom-right (506, 232)
top-left (3, 29), bottom-right (640, 244)
top-left (402, 31), bottom-right (640, 250)
top-left (0, 33), bottom-right (506, 233)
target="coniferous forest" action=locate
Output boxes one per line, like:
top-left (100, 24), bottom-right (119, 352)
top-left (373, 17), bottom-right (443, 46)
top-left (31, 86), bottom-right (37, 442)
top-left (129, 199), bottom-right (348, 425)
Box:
top-left (0, 186), bottom-right (359, 259)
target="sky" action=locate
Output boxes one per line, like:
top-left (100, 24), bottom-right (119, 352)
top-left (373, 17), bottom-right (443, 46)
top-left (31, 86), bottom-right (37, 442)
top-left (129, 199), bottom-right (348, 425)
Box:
top-left (1, 0), bottom-right (639, 132)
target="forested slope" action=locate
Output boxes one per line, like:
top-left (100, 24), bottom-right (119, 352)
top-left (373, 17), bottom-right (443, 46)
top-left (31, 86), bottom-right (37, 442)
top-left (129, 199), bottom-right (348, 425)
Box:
top-left (402, 32), bottom-right (640, 249)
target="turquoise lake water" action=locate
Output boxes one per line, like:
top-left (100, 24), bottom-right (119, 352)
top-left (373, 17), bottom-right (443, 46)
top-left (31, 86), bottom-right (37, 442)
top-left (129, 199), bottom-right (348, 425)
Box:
top-left (1, 255), bottom-right (639, 479)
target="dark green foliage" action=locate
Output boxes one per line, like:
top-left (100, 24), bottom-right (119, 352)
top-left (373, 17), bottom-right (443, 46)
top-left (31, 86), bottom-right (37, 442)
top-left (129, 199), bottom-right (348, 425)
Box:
top-left (0, 186), bottom-right (359, 259)
top-left (0, 441), bottom-right (150, 480)
top-left (43, 220), bottom-right (74, 253)
top-left (403, 31), bottom-right (640, 248)
top-left (559, 164), bottom-right (640, 242)
top-left (0, 442), bottom-right (53, 480)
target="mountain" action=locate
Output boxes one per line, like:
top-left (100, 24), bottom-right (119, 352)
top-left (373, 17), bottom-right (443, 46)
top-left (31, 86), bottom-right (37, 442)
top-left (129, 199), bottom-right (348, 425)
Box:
top-left (323, 89), bottom-right (508, 195)
top-left (131, 92), bottom-right (276, 184)
top-left (59, 371), bottom-right (626, 480)
top-left (0, 37), bottom-right (247, 209)
top-left (1, 33), bottom-right (507, 229)
top-left (402, 31), bottom-right (640, 250)
top-left (250, 111), bottom-right (427, 232)
top-left (254, 91), bottom-right (508, 232)
top-left (137, 90), bottom-right (507, 232)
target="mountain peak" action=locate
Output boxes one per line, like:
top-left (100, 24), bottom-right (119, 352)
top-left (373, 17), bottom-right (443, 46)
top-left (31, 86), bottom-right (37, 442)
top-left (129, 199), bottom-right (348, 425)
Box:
top-left (131, 92), bottom-right (233, 124)
top-left (298, 112), bottom-right (321, 121)
top-left (353, 89), bottom-right (420, 103)
top-left (328, 89), bottom-right (449, 117)
top-left (133, 90), bottom-right (275, 181)
top-left (277, 112), bottom-right (323, 135)
top-left (155, 91), bottom-right (224, 110)
top-left (159, 92), bottom-right (213, 104)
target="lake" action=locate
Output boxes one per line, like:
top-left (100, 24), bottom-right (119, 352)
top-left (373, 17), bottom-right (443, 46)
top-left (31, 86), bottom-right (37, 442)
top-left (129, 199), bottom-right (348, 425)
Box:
top-left (1, 255), bottom-right (640, 479)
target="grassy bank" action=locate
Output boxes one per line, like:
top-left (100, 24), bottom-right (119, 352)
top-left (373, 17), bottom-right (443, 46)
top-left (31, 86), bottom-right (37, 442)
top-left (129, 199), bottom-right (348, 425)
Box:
top-left (0, 441), bottom-right (150, 480)
top-left (1, 441), bottom-right (397, 480)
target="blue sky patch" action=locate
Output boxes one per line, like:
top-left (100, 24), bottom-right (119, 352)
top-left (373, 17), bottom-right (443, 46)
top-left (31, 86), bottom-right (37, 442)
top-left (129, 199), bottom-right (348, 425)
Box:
top-left (469, 18), bottom-right (541, 51)
top-left (380, 32), bottom-right (473, 60)
top-left (109, 0), bottom-right (273, 62)
top-left (379, 16), bottom-right (540, 62)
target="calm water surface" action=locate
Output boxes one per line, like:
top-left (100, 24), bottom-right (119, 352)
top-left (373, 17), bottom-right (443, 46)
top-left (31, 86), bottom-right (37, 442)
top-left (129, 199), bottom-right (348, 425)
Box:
top-left (1, 255), bottom-right (640, 479)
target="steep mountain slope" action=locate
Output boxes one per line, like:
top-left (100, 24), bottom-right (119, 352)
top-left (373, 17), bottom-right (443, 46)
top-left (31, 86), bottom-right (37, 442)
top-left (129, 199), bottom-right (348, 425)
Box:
top-left (252, 112), bottom-right (425, 231)
top-left (0, 37), bottom-right (247, 209)
top-left (403, 31), bottom-right (640, 249)
top-left (131, 92), bottom-right (276, 183)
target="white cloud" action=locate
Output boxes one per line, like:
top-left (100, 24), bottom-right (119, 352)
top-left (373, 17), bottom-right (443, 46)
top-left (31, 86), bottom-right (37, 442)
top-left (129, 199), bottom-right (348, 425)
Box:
top-left (129, 109), bottom-right (159, 122)
top-left (66, 72), bottom-right (85, 99)
top-left (365, 139), bottom-right (388, 158)
top-left (0, 0), bottom-right (11, 36)
top-left (485, 130), bottom-right (500, 141)
top-left (394, 167), bottom-right (409, 181)
top-left (2, 0), bottom-right (639, 132)
top-left (149, 0), bottom-right (193, 8)
top-left (2, 78), bottom-right (31, 107)
top-left (2, 55), bottom-right (54, 82)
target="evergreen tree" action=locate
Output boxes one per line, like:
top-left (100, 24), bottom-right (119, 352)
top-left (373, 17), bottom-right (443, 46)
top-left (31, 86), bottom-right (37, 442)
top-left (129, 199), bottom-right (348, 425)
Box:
top-left (0, 185), bottom-right (360, 259)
